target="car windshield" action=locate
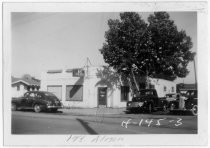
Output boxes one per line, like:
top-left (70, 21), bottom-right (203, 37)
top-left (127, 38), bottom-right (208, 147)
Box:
top-left (186, 90), bottom-right (197, 97)
top-left (166, 94), bottom-right (176, 97)
top-left (132, 97), bottom-right (141, 102)
top-left (139, 90), bottom-right (155, 96)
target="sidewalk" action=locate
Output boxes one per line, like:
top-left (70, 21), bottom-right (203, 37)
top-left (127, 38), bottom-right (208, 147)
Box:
top-left (60, 107), bottom-right (127, 115)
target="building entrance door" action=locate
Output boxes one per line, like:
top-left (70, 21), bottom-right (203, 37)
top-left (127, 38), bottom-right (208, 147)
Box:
top-left (98, 87), bottom-right (107, 107)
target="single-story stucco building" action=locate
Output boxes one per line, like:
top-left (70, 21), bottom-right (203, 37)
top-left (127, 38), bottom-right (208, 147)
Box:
top-left (41, 66), bottom-right (176, 108)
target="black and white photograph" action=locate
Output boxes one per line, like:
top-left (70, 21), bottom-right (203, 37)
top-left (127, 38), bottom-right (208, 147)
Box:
top-left (2, 1), bottom-right (208, 146)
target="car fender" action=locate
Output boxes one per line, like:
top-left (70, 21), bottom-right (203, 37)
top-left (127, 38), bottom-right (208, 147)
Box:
top-left (145, 100), bottom-right (154, 107)
top-left (185, 100), bottom-right (197, 110)
top-left (11, 101), bottom-right (19, 108)
top-left (12, 98), bottom-right (22, 107)
top-left (32, 100), bottom-right (47, 109)
top-left (126, 101), bottom-right (133, 107)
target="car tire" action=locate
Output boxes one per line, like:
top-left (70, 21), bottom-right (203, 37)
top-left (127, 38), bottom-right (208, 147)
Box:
top-left (51, 109), bottom-right (57, 112)
top-left (12, 103), bottom-right (17, 111)
top-left (191, 105), bottom-right (198, 116)
top-left (34, 104), bottom-right (41, 113)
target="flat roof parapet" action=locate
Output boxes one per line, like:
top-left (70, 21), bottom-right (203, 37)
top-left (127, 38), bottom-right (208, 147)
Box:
top-left (65, 69), bottom-right (73, 73)
top-left (47, 70), bottom-right (63, 73)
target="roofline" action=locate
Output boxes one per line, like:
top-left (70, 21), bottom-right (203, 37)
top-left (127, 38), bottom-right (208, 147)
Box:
top-left (28, 91), bottom-right (53, 94)
top-left (179, 89), bottom-right (197, 90)
top-left (12, 80), bottom-right (29, 85)
top-left (12, 80), bottom-right (40, 86)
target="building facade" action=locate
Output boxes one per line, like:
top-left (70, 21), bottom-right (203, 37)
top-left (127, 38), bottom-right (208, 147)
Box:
top-left (149, 78), bottom-right (176, 97)
top-left (41, 66), bottom-right (176, 108)
top-left (176, 83), bottom-right (197, 94)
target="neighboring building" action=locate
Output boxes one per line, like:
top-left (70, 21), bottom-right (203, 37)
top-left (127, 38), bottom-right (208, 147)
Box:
top-left (176, 83), bottom-right (197, 94)
top-left (41, 66), bottom-right (176, 108)
top-left (148, 78), bottom-right (176, 97)
top-left (12, 75), bottom-right (40, 98)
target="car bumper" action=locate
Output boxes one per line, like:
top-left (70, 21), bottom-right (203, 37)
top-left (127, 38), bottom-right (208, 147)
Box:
top-left (127, 102), bottom-right (146, 109)
top-left (47, 105), bottom-right (63, 109)
top-left (126, 106), bottom-right (145, 111)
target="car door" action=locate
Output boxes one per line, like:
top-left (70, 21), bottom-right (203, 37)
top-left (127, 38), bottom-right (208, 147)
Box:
top-left (151, 91), bottom-right (159, 107)
top-left (27, 92), bottom-right (36, 108)
top-left (20, 92), bottom-right (30, 108)
top-left (151, 96), bottom-right (159, 107)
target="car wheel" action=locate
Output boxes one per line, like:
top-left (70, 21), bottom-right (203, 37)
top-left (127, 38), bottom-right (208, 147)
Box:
top-left (51, 109), bottom-right (57, 112)
top-left (34, 104), bottom-right (41, 113)
top-left (12, 103), bottom-right (17, 111)
top-left (191, 105), bottom-right (198, 116)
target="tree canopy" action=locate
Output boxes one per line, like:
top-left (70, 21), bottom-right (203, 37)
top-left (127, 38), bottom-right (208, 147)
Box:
top-left (100, 12), bottom-right (195, 91)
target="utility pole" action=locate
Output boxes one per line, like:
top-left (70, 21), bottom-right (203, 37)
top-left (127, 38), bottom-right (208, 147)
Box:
top-left (193, 58), bottom-right (197, 89)
top-left (85, 57), bottom-right (92, 78)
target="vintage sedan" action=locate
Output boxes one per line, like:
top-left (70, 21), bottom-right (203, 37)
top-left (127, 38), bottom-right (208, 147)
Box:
top-left (12, 91), bottom-right (63, 113)
top-left (169, 90), bottom-right (197, 115)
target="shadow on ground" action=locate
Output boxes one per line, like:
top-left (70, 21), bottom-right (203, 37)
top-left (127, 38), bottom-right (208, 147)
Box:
top-left (124, 110), bottom-right (195, 116)
top-left (16, 109), bottom-right (63, 114)
top-left (76, 118), bottom-right (98, 134)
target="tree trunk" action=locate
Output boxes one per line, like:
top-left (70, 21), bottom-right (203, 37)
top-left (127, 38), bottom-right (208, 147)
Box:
top-left (145, 71), bottom-right (149, 89)
top-left (127, 77), bottom-right (134, 97)
top-left (131, 68), bottom-right (140, 92)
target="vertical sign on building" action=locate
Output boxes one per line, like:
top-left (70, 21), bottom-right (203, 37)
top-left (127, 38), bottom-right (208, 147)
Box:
top-left (72, 68), bottom-right (85, 77)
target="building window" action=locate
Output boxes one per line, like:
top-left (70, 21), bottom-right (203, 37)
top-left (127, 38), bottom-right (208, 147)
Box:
top-left (72, 69), bottom-right (85, 77)
top-left (164, 86), bottom-right (167, 92)
top-left (121, 86), bottom-right (129, 102)
top-left (149, 84), bottom-right (155, 89)
top-left (66, 85), bottom-right (83, 101)
top-left (171, 87), bottom-right (174, 92)
top-left (31, 85), bottom-right (35, 91)
top-left (17, 85), bottom-right (20, 91)
top-left (27, 86), bottom-right (30, 91)
top-left (47, 85), bottom-right (62, 100)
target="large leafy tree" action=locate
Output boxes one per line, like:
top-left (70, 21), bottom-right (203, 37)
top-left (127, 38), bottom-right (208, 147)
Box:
top-left (147, 12), bottom-right (195, 78)
top-left (100, 12), bottom-right (195, 93)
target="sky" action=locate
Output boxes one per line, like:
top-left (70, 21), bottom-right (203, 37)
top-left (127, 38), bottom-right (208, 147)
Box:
top-left (12, 12), bottom-right (197, 84)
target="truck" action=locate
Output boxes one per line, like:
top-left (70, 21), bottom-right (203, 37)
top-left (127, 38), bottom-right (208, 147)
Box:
top-left (126, 89), bottom-right (168, 113)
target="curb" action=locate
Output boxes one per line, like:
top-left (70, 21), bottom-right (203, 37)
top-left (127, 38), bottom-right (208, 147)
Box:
top-left (60, 108), bottom-right (126, 116)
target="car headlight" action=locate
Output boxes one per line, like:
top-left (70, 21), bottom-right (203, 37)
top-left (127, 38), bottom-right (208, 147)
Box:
top-left (138, 102), bottom-right (144, 107)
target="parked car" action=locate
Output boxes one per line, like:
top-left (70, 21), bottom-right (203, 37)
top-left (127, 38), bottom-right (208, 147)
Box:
top-left (126, 89), bottom-right (168, 113)
top-left (168, 89), bottom-right (197, 115)
top-left (165, 93), bottom-right (187, 102)
top-left (12, 91), bottom-right (63, 113)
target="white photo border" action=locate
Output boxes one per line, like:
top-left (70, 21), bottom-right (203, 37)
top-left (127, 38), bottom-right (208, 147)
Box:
top-left (2, 1), bottom-right (208, 146)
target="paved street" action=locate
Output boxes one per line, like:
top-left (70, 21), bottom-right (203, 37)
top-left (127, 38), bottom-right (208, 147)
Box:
top-left (12, 109), bottom-right (197, 134)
